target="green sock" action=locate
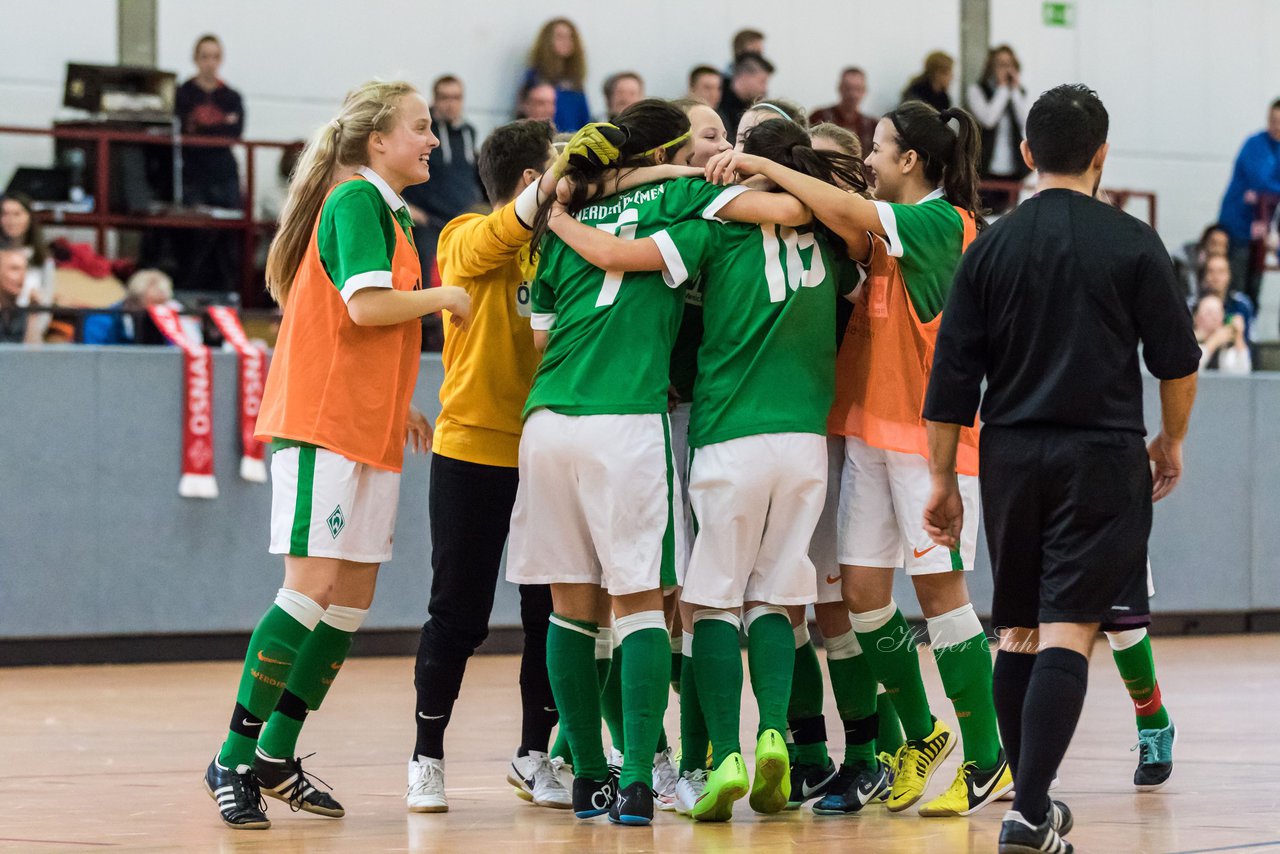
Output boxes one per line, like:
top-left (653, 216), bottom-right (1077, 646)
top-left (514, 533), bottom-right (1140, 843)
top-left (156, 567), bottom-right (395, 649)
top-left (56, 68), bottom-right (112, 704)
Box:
top-left (218, 599), bottom-right (317, 767)
top-left (692, 615), bottom-right (743, 766)
top-left (600, 645), bottom-right (625, 752)
top-left (876, 688), bottom-right (905, 755)
top-left (933, 631), bottom-right (1001, 768)
top-left (1110, 631), bottom-right (1171, 730)
top-left (257, 613), bottom-right (358, 760)
top-left (788, 638), bottom-right (829, 766)
top-left (547, 614), bottom-right (608, 780)
top-left (550, 727), bottom-right (574, 766)
top-left (618, 615), bottom-right (671, 789)
top-left (825, 628), bottom-right (879, 768)
top-left (678, 640), bottom-right (710, 775)
top-left (852, 606), bottom-right (933, 740)
top-left (670, 633), bottom-right (683, 694)
top-left (746, 610), bottom-right (794, 738)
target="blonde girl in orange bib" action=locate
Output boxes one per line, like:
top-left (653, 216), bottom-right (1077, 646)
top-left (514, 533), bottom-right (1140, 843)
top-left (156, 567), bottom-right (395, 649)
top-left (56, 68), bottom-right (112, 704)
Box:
top-left (203, 79), bottom-right (470, 831)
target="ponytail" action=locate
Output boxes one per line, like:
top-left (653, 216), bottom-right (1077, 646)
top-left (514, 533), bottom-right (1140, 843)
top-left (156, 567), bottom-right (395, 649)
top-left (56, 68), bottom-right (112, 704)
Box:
top-left (884, 101), bottom-right (987, 229)
top-left (936, 107), bottom-right (984, 228)
top-left (265, 79), bottom-right (419, 305)
top-left (265, 123), bottom-right (339, 305)
top-left (530, 98), bottom-right (690, 249)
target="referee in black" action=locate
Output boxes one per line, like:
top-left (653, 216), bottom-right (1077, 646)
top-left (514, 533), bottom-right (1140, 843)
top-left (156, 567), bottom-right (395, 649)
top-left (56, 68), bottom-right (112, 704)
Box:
top-left (919, 84), bottom-right (1200, 854)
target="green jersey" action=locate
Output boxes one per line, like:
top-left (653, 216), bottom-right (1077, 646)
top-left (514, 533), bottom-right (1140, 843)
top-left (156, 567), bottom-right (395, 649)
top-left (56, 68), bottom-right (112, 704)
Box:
top-left (319, 166), bottom-right (417, 300)
top-left (871, 191), bottom-right (965, 322)
top-left (525, 178), bottom-right (748, 418)
top-left (661, 219), bottom-right (857, 448)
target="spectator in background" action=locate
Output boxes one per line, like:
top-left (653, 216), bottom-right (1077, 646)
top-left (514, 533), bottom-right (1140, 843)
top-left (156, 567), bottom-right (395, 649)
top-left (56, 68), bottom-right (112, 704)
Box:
top-left (688, 65), bottom-right (722, 110)
top-left (1199, 252), bottom-right (1256, 348)
top-left (809, 67), bottom-right (878, 157)
top-left (523, 18), bottom-right (590, 132)
top-left (176, 34), bottom-right (244, 207)
top-left (902, 50), bottom-right (954, 111)
top-left (968, 45), bottom-right (1031, 213)
top-left (1173, 223), bottom-right (1230, 299)
top-left (602, 71), bottom-right (644, 121)
top-left (1218, 98), bottom-right (1280, 306)
top-left (0, 247), bottom-right (36, 343)
top-left (968, 46), bottom-right (1030, 178)
top-left (727, 28), bottom-right (765, 72)
top-left (0, 193), bottom-right (56, 308)
top-left (516, 80), bottom-right (557, 124)
top-left (1194, 293), bottom-right (1251, 374)
top-left (720, 53), bottom-right (775, 144)
top-left (402, 75), bottom-right (484, 285)
top-left (175, 34), bottom-right (244, 292)
top-left (82, 269), bottom-right (183, 346)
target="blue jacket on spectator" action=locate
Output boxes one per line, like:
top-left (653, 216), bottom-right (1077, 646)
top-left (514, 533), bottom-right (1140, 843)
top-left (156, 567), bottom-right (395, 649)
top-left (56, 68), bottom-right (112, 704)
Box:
top-left (522, 68), bottom-right (589, 132)
top-left (82, 303), bottom-right (131, 345)
top-left (1218, 130), bottom-right (1280, 242)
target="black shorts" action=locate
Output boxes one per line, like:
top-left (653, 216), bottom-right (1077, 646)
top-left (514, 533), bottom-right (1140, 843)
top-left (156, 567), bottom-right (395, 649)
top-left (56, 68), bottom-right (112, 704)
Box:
top-left (980, 425), bottom-right (1152, 633)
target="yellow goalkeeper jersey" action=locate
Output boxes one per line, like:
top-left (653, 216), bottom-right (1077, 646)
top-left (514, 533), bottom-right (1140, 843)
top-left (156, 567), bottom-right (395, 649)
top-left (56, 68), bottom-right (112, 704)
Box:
top-left (432, 201), bottom-right (539, 468)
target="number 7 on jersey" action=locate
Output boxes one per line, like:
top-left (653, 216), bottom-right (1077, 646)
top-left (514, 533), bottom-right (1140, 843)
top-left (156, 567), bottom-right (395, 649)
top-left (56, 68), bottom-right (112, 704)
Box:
top-left (595, 208), bottom-right (640, 307)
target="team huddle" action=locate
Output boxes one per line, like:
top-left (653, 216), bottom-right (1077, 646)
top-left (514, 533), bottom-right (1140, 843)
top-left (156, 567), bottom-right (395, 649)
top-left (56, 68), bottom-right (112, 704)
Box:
top-left (201, 79), bottom-right (1179, 854)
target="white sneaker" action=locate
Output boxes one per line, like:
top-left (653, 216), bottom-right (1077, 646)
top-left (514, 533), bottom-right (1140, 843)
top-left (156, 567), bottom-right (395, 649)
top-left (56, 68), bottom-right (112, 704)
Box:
top-left (407, 756), bottom-right (447, 813)
top-left (507, 750), bottom-right (572, 809)
top-left (553, 757), bottom-right (575, 793)
top-left (674, 768), bottom-right (708, 816)
top-left (999, 774), bottom-right (1060, 801)
top-left (607, 747), bottom-right (624, 779)
top-left (652, 747), bottom-right (679, 811)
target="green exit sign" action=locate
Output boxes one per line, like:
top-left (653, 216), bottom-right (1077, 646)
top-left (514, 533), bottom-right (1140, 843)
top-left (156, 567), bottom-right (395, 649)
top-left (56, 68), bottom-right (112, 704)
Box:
top-left (1043, 1), bottom-right (1075, 27)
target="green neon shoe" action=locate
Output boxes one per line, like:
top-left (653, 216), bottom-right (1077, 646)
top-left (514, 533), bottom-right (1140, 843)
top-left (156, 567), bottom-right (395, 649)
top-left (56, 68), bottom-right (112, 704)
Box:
top-left (691, 753), bottom-right (749, 822)
top-left (749, 729), bottom-right (791, 814)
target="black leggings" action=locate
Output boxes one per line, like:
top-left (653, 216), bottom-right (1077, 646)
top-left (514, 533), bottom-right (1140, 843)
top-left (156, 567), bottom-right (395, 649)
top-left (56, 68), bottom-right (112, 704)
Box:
top-left (412, 453), bottom-right (555, 759)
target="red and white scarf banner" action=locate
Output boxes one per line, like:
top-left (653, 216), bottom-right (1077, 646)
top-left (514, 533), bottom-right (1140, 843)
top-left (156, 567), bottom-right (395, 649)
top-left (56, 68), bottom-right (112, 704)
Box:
top-left (206, 306), bottom-right (268, 483)
top-left (147, 304), bottom-right (218, 499)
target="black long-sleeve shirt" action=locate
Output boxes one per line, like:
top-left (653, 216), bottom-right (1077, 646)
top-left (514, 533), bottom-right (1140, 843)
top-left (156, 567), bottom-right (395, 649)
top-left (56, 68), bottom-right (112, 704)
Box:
top-left (175, 78), bottom-right (244, 189)
top-left (923, 188), bottom-right (1200, 434)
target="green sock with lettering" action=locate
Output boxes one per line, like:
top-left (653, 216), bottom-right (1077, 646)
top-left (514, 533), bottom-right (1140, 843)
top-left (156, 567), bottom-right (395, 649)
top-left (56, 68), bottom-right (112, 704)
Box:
top-left (257, 605), bottom-right (364, 760)
top-left (218, 590), bottom-right (323, 768)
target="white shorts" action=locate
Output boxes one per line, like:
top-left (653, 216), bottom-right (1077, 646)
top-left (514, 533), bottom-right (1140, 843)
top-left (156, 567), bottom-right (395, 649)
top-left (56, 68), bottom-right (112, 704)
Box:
top-left (506, 410), bottom-right (682, 596)
top-left (836, 435), bottom-right (979, 575)
top-left (668, 402), bottom-right (694, 589)
top-left (810, 436), bottom-right (846, 604)
top-left (683, 432), bottom-right (827, 609)
top-left (269, 445), bottom-right (400, 563)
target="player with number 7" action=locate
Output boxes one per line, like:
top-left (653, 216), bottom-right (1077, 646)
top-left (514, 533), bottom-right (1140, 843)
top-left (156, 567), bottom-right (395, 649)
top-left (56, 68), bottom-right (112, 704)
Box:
top-left (503, 98), bottom-right (807, 827)
top-left (543, 117), bottom-right (867, 823)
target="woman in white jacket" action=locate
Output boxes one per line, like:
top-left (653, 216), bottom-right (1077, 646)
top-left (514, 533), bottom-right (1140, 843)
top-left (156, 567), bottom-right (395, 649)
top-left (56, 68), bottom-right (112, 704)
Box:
top-left (966, 46), bottom-right (1031, 212)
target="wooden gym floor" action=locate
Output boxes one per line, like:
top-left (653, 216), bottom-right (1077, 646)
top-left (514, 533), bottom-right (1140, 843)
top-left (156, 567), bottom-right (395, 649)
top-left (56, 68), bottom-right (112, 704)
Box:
top-left (1, 634), bottom-right (1277, 853)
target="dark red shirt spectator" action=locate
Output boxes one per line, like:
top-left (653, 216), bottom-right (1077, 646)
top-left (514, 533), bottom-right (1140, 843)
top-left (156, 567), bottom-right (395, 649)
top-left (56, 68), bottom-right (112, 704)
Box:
top-left (809, 67), bottom-right (877, 156)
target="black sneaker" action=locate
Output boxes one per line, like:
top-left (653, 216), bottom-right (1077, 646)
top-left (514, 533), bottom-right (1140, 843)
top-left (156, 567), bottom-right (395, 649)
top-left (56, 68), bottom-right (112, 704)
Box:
top-left (1133, 722), bottom-right (1176, 791)
top-left (205, 757), bottom-right (270, 830)
top-left (608, 780), bottom-right (655, 826)
top-left (572, 772), bottom-right (616, 819)
top-left (999, 809), bottom-right (1072, 854)
top-left (1049, 799), bottom-right (1074, 836)
top-left (812, 761), bottom-right (889, 815)
top-left (254, 749), bottom-right (345, 817)
top-left (786, 759), bottom-right (838, 809)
